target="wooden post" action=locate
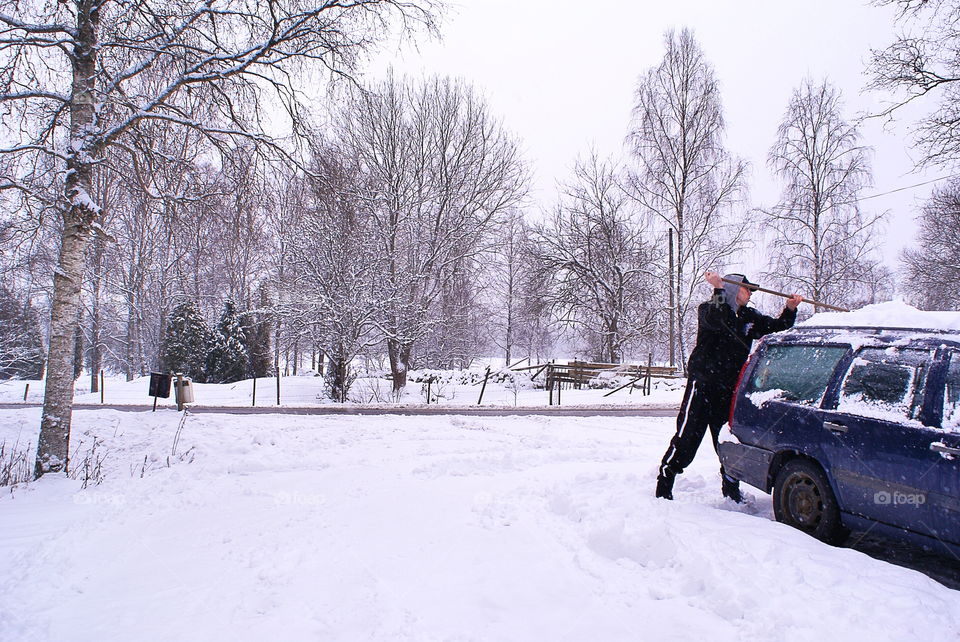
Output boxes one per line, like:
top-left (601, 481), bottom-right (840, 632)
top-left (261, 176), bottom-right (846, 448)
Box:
top-left (603, 372), bottom-right (645, 397)
top-left (100, 369), bottom-right (104, 404)
top-left (427, 377), bottom-right (432, 405)
top-left (176, 372), bottom-right (185, 412)
top-left (276, 367), bottom-right (281, 406)
top-left (477, 366), bottom-right (491, 405)
top-left (506, 356), bottom-right (529, 369)
top-left (547, 364), bottom-right (554, 406)
top-left (645, 353), bottom-right (653, 396)
top-left (252, 377), bottom-right (257, 407)
top-left (528, 363), bottom-right (550, 380)
top-left (23, 383), bottom-right (29, 402)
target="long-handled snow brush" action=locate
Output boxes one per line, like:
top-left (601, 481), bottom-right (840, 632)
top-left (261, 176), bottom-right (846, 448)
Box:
top-left (720, 277), bottom-right (850, 312)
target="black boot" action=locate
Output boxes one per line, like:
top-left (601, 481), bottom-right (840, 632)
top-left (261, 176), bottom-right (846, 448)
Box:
top-left (656, 472), bottom-right (674, 500)
top-left (721, 474), bottom-right (743, 503)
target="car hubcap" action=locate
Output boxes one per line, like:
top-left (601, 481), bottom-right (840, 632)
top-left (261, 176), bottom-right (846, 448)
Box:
top-left (786, 473), bottom-right (823, 528)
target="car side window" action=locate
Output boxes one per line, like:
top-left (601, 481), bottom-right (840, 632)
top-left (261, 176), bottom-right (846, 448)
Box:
top-left (745, 344), bottom-right (848, 405)
top-left (837, 348), bottom-right (931, 422)
top-left (944, 353), bottom-right (960, 431)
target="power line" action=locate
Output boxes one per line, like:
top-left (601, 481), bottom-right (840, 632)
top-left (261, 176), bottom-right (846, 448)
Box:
top-left (765, 175), bottom-right (956, 211)
top-left (853, 174), bottom-right (956, 205)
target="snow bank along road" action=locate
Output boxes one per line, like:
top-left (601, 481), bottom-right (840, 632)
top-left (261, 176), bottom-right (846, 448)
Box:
top-left (0, 402), bottom-right (680, 416)
top-left (2, 408), bottom-right (959, 641)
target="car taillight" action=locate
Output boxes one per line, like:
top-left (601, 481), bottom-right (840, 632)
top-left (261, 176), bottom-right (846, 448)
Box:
top-left (729, 351), bottom-right (757, 428)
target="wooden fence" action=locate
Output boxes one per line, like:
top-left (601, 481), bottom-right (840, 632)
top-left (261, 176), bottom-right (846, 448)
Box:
top-left (512, 359), bottom-right (681, 404)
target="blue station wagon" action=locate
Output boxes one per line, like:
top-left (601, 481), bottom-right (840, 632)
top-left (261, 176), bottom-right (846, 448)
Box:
top-left (719, 317), bottom-right (960, 554)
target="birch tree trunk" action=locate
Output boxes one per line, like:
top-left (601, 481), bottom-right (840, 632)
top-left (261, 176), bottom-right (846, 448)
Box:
top-left (36, 0), bottom-right (101, 476)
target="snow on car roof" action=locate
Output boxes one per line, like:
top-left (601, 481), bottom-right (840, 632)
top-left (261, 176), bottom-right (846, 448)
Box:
top-left (798, 300), bottom-right (960, 332)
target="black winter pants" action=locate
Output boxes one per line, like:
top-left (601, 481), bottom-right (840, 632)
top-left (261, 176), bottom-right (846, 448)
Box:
top-left (659, 378), bottom-right (733, 479)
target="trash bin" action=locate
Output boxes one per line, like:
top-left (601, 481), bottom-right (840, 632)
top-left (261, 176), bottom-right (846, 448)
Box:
top-left (174, 378), bottom-right (195, 404)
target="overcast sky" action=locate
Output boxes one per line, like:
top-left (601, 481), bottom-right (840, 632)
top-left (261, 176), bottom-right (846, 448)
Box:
top-left (369, 0), bottom-right (946, 278)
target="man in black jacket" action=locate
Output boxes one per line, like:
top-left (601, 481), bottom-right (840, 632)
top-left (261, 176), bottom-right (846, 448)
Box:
top-left (656, 270), bottom-right (802, 502)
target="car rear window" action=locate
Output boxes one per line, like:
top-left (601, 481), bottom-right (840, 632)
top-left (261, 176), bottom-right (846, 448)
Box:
top-left (945, 353), bottom-right (960, 431)
top-left (746, 344), bottom-right (848, 405)
top-left (837, 348), bottom-right (932, 422)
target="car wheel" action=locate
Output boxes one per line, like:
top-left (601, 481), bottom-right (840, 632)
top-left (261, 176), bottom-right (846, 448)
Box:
top-left (773, 459), bottom-right (848, 545)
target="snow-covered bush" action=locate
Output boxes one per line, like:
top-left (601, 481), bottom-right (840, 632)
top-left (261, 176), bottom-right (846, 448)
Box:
top-left (0, 440), bottom-right (31, 488)
top-left (419, 376), bottom-right (455, 403)
top-left (350, 377), bottom-right (396, 404)
top-left (504, 372), bottom-right (534, 404)
top-left (408, 368), bottom-right (519, 386)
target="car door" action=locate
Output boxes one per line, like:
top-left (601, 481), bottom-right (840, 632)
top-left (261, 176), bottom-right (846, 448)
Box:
top-left (819, 346), bottom-right (949, 540)
top-left (931, 349), bottom-right (960, 545)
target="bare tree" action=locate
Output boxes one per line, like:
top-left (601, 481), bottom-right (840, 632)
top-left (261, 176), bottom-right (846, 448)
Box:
top-left (420, 258), bottom-right (487, 369)
top-left (868, 0), bottom-right (960, 166)
top-left (264, 164), bottom-right (306, 377)
top-left (286, 146), bottom-right (383, 401)
top-left (340, 72), bottom-right (528, 391)
top-left (218, 145), bottom-right (270, 306)
top-left (484, 208), bottom-right (528, 365)
top-left (0, 156), bottom-right (60, 314)
top-left (83, 157), bottom-right (124, 391)
top-left (765, 78), bottom-right (884, 310)
top-left (626, 28), bottom-right (748, 367)
top-left (485, 210), bottom-right (557, 365)
top-left (531, 153), bottom-right (662, 364)
top-left (0, 0), bottom-right (438, 476)
top-left (901, 180), bottom-right (960, 309)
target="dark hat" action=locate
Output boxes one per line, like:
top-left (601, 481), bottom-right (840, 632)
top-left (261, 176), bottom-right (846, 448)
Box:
top-left (724, 273), bottom-right (758, 290)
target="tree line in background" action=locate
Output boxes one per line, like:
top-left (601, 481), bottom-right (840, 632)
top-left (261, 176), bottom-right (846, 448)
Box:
top-left (871, 0), bottom-right (960, 306)
top-left (1, 0), bottom-right (959, 476)
top-left (0, 25), bottom-right (921, 396)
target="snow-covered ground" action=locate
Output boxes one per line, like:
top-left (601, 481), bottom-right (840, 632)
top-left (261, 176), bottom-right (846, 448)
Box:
top-left (2, 405), bottom-right (959, 641)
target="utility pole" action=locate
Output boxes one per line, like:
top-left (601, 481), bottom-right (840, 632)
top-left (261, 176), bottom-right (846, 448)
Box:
top-left (668, 228), bottom-right (675, 368)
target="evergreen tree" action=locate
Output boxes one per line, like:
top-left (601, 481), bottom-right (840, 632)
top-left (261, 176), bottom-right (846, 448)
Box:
top-left (160, 301), bottom-right (209, 382)
top-left (240, 288), bottom-right (273, 378)
top-left (250, 319), bottom-right (273, 378)
top-left (206, 300), bottom-right (249, 384)
top-left (0, 289), bottom-right (45, 380)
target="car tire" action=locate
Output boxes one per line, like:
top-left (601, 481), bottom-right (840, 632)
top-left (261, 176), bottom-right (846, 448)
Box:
top-left (773, 459), bottom-right (849, 545)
